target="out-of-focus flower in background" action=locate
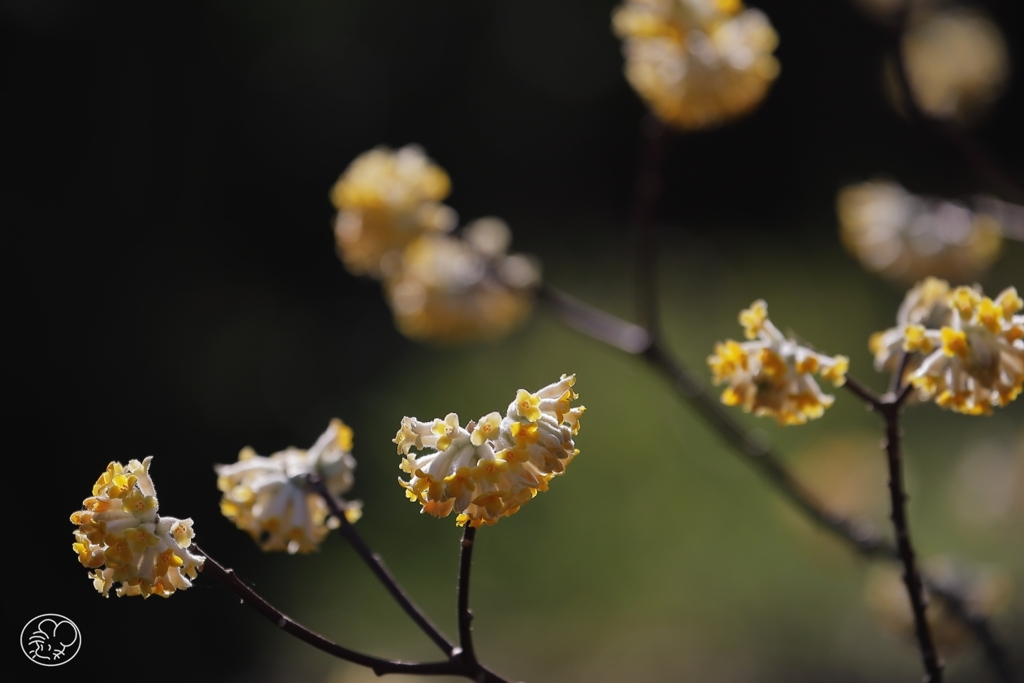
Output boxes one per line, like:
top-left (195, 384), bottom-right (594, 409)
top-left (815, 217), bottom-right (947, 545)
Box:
top-left (395, 375), bottom-right (584, 527)
top-left (383, 218), bottom-right (540, 343)
top-left (897, 7), bottom-right (1009, 125)
top-left (786, 434), bottom-right (893, 525)
top-left (949, 432), bottom-right (1024, 530)
top-left (612, 0), bottom-right (780, 130)
top-left (331, 145), bottom-right (457, 278)
top-left (837, 180), bottom-right (1003, 284)
top-left (872, 279), bottom-right (1023, 414)
top-left (708, 300), bottom-right (849, 425)
top-left (333, 148), bottom-right (540, 344)
top-left (71, 457), bottom-right (204, 597)
top-left (865, 558), bottom-right (1014, 653)
top-left (216, 419), bottom-right (361, 554)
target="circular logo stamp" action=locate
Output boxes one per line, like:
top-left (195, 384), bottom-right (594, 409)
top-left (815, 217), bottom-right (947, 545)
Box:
top-left (21, 614), bottom-right (81, 666)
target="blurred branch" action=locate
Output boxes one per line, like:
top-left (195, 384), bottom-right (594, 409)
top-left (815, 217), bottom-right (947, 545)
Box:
top-left (975, 196), bottom-right (1024, 243)
top-left (928, 583), bottom-right (1018, 683)
top-left (635, 115), bottom-right (669, 335)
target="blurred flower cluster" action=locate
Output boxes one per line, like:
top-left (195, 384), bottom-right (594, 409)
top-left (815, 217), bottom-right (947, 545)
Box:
top-left (331, 146), bottom-right (540, 343)
top-left (898, 6), bottom-right (1009, 125)
top-left (395, 375), bottom-right (584, 527)
top-left (852, 0), bottom-right (1009, 124)
top-left (708, 300), bottom-right (849, 425)
top-left (950, 432), bottom-right (1024, 530)
top-left (612, 0), bottom-right (779, 130)
top-left (71, 458), bottom-right (204, 597)
top-left (838, 180), bottom-right (1003, 283)
top-left (871, 278), bottom-right (1023, 414)
top-left (216, 419), bottom-right (361, 554)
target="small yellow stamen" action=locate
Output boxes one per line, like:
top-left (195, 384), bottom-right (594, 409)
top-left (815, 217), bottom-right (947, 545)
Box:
top-left (941, 327), bottom-right (969, 358)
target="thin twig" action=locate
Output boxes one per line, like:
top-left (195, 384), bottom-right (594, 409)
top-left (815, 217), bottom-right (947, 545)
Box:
top-left (307, 475), bottom-right (456, 656)
top-left (457, 525), bottom-right (478, 665)
top-left (194, 545), bottom-right (460, 677)
top-left (842, 374), bottom-right (883, 408)
top-left (879, 400), bottom-right (944, 682)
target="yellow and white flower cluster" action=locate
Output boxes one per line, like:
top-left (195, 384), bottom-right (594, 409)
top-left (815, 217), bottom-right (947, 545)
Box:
top-left (71, 458), bottom-right (203, 598)
top-left (331, 146), bottom-right (539, 343)
top-left (872, 279), bottom-right (1024, 414)
top-left (612, 0), bottom-right (780, 130)
top-left (395, 375), bottom-right (585, 527)
top-left (837, 180), bottom-right (1002, 284)
top-left (216, 419), bottom-right (361, 554)
top-left (708, 300), bottom-right (850, 425)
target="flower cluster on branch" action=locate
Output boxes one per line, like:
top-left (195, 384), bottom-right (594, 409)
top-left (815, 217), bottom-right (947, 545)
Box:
top-left (71, 458), bottom-right (203, 597)
top-left (872, 279), bottom-right (1024, 414)
top-left (215, 419), bottom-right (361, 554)
top-left (708, 300), bottom-right (849, 425)
top-left (395, 375), bottom-right (585, 527)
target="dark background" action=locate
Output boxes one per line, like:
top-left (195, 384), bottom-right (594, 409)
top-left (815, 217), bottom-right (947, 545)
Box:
top-left (6, 1), bottom-right (1024, 682)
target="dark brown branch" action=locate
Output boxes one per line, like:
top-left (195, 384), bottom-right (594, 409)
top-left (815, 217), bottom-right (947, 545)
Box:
top-left (879, 401), bottom-right (944, 682)
top-left (194, 545), bottom-right (460, 677)
top-left (841, 374), bottom-right (883, 408)
top-left (307, 476), bottom-right (456, 657)
top-left (456, 525), bottom-right (478, 664)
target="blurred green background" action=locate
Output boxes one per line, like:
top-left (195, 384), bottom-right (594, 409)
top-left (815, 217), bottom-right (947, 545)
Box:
top-left (6, 1), bottom-right (1022, 681)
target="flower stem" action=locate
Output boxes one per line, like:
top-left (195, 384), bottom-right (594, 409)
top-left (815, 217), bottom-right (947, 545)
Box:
top-left (307, 475), bottom-right (456, 656)
top-left (457, 525), bottom-right (478, 665)
top-left (879, 400), bottom-right (944, 682)
top-left (308, 478), bottom-right (515, 682)
top-left (194, 544), bottom-right (460, 677)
